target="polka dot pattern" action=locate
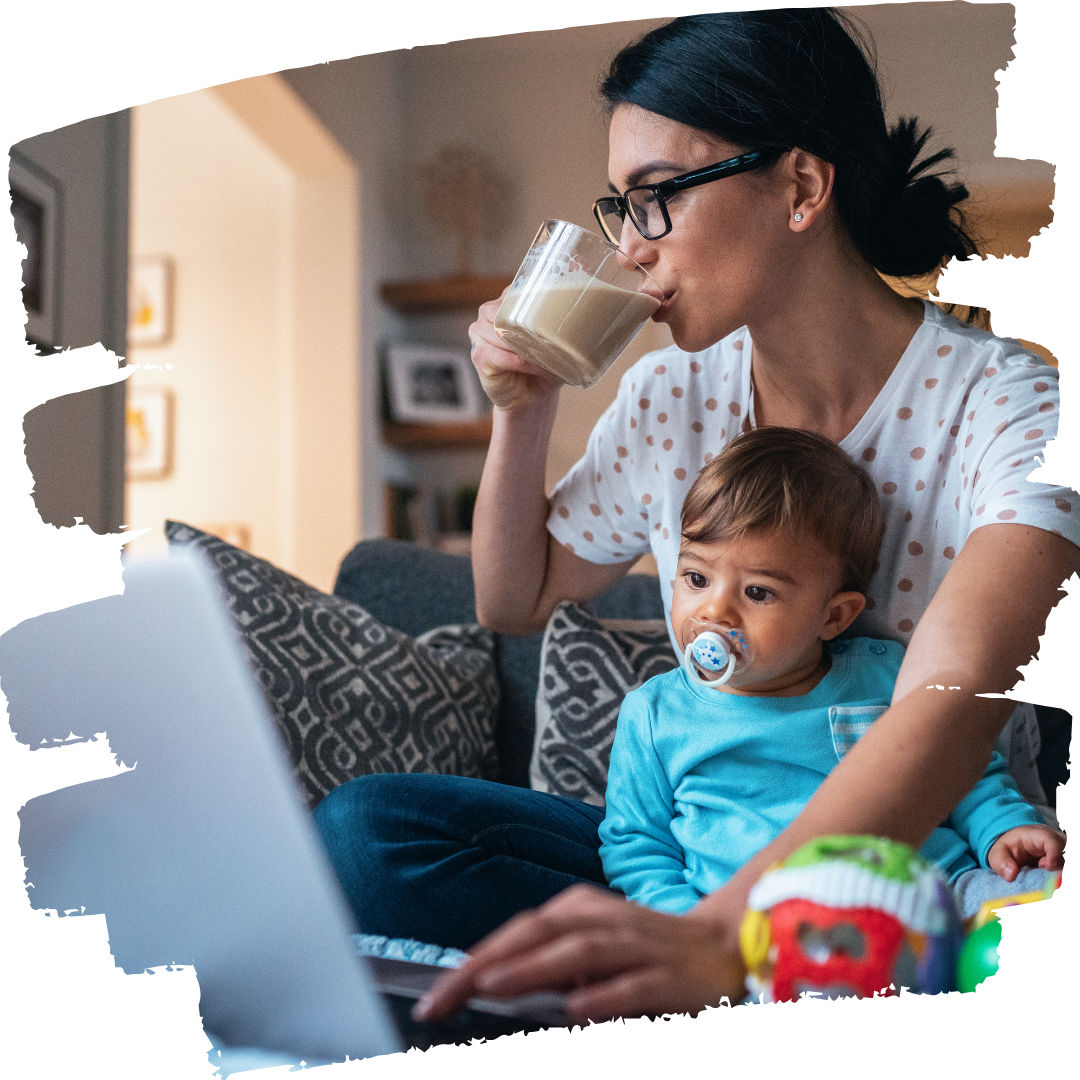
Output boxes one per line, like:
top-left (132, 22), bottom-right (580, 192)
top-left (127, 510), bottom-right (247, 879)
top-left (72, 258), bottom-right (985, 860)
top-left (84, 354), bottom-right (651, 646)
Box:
top-left (545, 316), bottom-right (1078, 659)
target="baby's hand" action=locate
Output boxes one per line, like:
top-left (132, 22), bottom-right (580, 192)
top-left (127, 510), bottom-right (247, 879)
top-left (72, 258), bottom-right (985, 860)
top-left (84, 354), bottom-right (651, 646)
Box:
top-left (987, 824), bottom-right (1066, 882)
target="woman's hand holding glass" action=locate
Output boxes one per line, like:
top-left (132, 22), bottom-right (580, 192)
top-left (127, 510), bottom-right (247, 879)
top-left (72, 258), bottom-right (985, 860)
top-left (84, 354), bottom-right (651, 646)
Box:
top-left (469, 289), bottom-right (562, 412)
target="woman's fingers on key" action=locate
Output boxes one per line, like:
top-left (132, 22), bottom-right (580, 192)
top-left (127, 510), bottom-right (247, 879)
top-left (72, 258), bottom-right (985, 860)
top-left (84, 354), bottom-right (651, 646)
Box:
top-left (413, 885), bottom-right (626, 1020)
top-left (414, 883), bottom-right (747, 1023)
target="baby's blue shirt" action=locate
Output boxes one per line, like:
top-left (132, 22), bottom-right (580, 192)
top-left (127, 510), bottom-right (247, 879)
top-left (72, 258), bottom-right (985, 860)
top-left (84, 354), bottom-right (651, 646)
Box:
top-left (598, 637), bottom-right (1041, 915)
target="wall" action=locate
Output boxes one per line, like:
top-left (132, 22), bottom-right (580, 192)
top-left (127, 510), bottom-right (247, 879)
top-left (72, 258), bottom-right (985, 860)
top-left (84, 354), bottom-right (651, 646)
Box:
top-left (282, 53), bottom-right (409, 539)
top-left (13, 112), bottom-right (129, 535)
top-left (124, 76), bottom-right (358, 592)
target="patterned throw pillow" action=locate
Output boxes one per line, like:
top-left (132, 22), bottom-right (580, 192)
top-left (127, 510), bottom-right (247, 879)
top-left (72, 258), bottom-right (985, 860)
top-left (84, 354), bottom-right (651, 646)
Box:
top-left (164, 522), bottom-right (500, 806)
top-left (531, 601), bottom-right (678, 805)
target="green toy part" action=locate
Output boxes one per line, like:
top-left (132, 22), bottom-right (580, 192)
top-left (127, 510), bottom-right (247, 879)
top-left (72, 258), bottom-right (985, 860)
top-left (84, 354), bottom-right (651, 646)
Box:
top-left (956, 916), bottom-right (1001, 993)
top-left (782, 835), bottom-right (919, 883)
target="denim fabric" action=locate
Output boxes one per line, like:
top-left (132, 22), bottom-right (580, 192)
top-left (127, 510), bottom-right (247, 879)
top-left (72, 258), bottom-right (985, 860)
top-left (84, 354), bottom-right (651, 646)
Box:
top-left (314, 773), bottom-right (610, 950)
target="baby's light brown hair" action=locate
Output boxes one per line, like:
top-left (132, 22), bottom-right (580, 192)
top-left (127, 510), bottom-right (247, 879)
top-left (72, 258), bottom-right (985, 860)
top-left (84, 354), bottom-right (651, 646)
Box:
top-left (681, 428), bottom-right (885, 595)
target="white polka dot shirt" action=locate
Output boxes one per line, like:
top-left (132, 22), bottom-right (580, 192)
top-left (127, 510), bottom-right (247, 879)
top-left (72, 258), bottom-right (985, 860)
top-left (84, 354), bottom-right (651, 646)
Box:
top-left (548, 300), bottom-right (1080, 652)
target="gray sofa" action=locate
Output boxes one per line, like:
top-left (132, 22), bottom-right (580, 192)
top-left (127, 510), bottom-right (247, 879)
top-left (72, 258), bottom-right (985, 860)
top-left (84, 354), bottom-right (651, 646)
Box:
top-left (332, 538), bottom-right (1071, 806)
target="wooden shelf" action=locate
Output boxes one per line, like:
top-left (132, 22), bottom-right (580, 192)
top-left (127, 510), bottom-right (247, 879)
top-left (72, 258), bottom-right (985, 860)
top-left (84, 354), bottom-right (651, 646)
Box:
top-left (382, 418), bottom-right (493, 449)
top-left (380, 275), bottom-right (513, 314)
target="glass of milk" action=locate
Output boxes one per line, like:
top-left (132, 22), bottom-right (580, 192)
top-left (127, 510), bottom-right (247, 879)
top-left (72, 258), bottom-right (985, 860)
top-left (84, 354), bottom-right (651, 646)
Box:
top-left (493, 220), bottom-right (664, 389)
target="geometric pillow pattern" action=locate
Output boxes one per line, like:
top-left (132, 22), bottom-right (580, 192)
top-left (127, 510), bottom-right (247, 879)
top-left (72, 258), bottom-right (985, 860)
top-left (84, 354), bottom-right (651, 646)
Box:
top-left (164, 522), bottom-right (500, 807)
top-left (530, 601), bottom-right (678, 806)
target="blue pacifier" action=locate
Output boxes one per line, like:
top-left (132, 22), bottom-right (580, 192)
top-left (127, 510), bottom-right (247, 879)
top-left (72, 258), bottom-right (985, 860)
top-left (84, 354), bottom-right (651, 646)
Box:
top-left (682, 619), bottom-right (752, 688)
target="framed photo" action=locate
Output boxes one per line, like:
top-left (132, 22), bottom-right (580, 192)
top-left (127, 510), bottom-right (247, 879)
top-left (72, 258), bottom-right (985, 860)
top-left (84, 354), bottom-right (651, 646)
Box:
top-left (9, 155), bottom-right (61, 348)
top-left (128, 255), bottom-right (175, 347)
top-left (126, 386), bottom-right (175, 481)
top-left (385, 344), bottom-right (484, 423)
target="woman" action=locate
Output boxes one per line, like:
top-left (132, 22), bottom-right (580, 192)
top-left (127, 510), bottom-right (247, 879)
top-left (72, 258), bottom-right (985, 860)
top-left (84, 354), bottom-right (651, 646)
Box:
top-left (316, 9), bottom-right (1077, 1021)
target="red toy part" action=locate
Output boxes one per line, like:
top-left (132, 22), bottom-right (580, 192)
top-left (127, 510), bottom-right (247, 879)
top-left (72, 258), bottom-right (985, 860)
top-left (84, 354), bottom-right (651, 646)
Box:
top-left (768, 898), bottom-right (906, 1002)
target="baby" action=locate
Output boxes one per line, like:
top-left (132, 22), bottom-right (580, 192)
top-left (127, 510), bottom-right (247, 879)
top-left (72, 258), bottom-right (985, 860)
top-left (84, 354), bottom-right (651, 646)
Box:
top-left (598, 427), bottom-right (1064, 919)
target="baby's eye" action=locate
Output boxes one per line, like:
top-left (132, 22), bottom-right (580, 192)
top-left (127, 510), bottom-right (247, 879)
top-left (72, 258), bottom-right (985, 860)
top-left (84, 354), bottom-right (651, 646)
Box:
top-left (745, 585), bottom-right (773, 603)
top-left (685, 570), bottom-right (708, 590)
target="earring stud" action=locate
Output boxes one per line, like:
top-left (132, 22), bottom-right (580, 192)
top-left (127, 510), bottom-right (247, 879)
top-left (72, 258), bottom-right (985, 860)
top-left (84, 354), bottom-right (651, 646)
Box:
top-left (794, 213), bottom-right (803, 222)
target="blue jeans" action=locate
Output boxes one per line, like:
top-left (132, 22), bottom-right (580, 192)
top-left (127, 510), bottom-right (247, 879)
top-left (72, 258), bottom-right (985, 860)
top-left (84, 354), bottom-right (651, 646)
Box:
top-left (313, 773), bottom-right (611, 950)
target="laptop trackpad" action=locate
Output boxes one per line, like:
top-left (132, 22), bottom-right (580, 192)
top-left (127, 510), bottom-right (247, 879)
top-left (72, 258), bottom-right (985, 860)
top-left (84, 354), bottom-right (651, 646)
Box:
top-left (367, 956), bottom-right (568, 1027)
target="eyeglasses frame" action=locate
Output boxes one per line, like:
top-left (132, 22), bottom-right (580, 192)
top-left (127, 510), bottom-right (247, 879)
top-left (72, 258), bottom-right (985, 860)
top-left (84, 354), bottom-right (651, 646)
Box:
top-left (592, 150), bottom-right (777, 243)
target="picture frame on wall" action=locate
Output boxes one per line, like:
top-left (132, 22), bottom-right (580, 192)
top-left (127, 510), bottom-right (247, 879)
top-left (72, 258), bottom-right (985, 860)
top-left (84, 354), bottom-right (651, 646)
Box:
top-left (9, 154), bottom-right (62, 349)
top-left (128, 255), bottom-right (175, 347)
top-left (385, 344), bottom-right (485, 424)
top-left (126, 386), bottom-right (175, 481)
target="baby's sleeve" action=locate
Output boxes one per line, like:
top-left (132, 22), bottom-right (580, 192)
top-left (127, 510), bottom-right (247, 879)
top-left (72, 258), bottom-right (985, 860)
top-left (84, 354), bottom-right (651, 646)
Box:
top-left (946, 750), bottom-right (1044, 867)
top-left (598, 688), bottom-right (702, 915)
top-left (546, 361), bottom-right (655, 566)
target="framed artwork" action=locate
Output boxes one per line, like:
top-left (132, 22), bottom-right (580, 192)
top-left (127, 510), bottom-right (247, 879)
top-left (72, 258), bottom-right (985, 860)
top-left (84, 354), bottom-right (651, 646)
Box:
top-left (385, 344), bottom-right (484, 423)
top-left (9, 155), bottom-right (61, 348)
top-left (126, 386), bottom-right (175, 481)
top-left (128, 255), bottom-right (175, 347)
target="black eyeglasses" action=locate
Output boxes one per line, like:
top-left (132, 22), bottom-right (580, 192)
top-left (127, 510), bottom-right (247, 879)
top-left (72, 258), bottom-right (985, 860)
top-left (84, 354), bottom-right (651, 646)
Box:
top-left (593, 150), bottom-right (777, 244)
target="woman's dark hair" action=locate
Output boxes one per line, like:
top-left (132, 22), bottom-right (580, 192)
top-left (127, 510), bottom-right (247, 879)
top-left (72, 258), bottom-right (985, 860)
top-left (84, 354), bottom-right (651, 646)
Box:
top-left (601, 8), bottom-right (979, 278)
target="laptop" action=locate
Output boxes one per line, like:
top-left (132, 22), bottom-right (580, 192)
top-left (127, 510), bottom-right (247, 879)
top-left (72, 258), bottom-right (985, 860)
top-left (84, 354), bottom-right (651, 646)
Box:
top-left (2, 551), bottom-right (566, 1068)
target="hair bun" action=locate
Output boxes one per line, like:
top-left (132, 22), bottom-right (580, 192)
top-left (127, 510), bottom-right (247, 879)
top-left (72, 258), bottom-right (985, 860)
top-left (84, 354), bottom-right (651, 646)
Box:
top-left (866, 117), bottom-right (978, 278)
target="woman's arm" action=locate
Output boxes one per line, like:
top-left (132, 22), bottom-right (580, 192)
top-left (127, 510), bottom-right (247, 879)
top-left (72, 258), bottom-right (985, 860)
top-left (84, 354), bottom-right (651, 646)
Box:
top-left (418, 523), bottom-right (1078, 1022)
top-left (468, 297), bottom-right (635, 634)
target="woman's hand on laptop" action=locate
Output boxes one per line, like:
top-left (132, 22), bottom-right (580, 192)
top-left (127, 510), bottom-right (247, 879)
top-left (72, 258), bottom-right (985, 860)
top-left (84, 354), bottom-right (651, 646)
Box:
top-left (412, 882), bottom-right (746, 1024)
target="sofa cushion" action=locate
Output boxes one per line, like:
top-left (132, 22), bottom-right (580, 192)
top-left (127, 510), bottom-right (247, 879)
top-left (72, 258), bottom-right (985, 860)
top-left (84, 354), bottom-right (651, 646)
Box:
top-left (531, 601), bottom-right (678, 805)
top-left (165, 523), bottom-right (500, 806)
top-left (333, 540), bottom-right (667, 787)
